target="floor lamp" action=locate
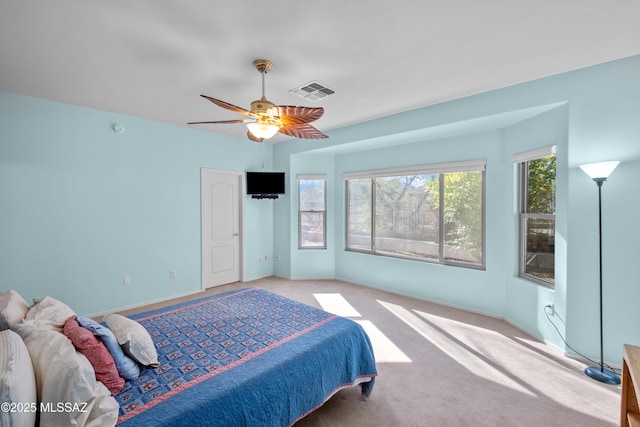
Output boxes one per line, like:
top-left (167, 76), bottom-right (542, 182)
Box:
top-left (579, 160), bottom-right (621, 385)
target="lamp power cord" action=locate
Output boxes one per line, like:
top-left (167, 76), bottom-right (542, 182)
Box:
top-left (543, 304), bottom-right (620, 375)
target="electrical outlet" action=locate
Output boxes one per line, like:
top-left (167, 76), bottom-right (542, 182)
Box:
top-left (170, 270), bottom-right (177, 278)
top-left (124, 277), bottom-right (132, 287)
top-left (545, 303), bottom-right (554, 316)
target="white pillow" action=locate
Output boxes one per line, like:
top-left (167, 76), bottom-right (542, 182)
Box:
top-left (84, 381), bottom-right (120, 427)
top-left (11, 321), bottom-right (119, 427)
top-left (25, 296), bottom-right (75, 332)
top-left (104, 313), bottom-right (159, 367)
top-left (0, 290), bottom-right (29, 331)
top-left (0, 329), bottom-right (37, 427)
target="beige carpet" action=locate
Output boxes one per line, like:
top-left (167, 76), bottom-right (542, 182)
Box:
top-left (120, 276), bottom-right (621, 427)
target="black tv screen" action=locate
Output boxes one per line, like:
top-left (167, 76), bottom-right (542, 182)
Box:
top-left (246, 172), bottom-right (285, 195)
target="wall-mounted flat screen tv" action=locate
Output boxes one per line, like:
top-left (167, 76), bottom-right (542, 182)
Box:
top-left (246, 172), bottom-right (285, 198)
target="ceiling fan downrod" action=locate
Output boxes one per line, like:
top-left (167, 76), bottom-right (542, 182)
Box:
top-left (251, 59), bottom-right (275, 113)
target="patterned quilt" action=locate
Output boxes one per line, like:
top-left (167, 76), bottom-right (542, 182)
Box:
top-left (115, 287), bottom-right (377, 426)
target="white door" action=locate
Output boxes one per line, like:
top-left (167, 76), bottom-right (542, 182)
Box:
top-left (201, 169), bottom-right (242, 289)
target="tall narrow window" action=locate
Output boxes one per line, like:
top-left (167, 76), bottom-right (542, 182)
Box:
top-left (346, 178), bottom-right (372, 251)
top-left (299, 175), bottom-right (326, 249)
top-left (344, 160), bottom-right (485, 269)
top-left (515, 146), bottom-right (556, 287)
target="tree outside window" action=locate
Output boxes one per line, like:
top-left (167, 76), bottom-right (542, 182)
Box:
top-left (346, 162), bottom-right (485, 269)
top-left (519, 155), bottom-right (556, 286)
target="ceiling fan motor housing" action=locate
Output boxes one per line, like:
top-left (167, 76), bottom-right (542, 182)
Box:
top-left (250, 96), bottom-right (276, 114)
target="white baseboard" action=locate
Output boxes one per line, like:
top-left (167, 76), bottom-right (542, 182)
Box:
top-left (86, 288), bottom-right (203, 318)
top-left (336, 275), bottom-right (503, 320)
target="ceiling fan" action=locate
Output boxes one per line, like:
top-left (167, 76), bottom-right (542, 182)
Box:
top-left (188, 59), bottom-right (328, 142)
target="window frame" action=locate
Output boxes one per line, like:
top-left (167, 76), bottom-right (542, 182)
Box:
top-left (298, 175), bottom-right (327, 249)
top-left (344, 160), bottom-right (486, 269)
top-left (515, 146), bottom-right (556, 288)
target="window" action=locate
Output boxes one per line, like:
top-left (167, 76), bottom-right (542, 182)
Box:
top-left (346, 178), bottom-right (372, 251)
top-left (345, 161), bottom-right (485, 268)
top-left (515, 146), bottom-right (556, 287)
top-left (298, 175), bottom-right (326, 248)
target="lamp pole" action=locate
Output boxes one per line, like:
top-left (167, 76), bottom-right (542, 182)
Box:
top-left (579, 161), bottom-right (620, 385)
top-left (595, 178), bottom-right (605, 375)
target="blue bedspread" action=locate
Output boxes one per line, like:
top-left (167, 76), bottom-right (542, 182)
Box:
top-left (115, 288), bottom-right (377, 426)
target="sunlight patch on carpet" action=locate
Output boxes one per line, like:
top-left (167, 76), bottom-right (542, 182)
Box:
top-left (355, 320), bottom-right (411, 363)
top-left (378, 300), bottom-right (534, 395)
top-left (314, 293), bottom-right (362, 317)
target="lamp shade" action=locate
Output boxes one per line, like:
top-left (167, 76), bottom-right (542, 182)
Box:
top-left (246, 121), bottom-right (279, 140)
top-left (579, 161), bottom-right (620, 179)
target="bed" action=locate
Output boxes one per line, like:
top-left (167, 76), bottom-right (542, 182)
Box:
top-left (114, 287), bottom-right (377, 426)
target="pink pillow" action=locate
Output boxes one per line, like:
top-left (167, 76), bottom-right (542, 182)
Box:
top-left (63, 316), bottom-right (124, 395)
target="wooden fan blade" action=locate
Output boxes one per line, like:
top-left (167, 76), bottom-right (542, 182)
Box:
top-left (279, 123), bottom-right (328, 140)
top-left (200, 95), bottom-right (252, 116)
top-left (275, 106), bottom-right (324, 126)
top-left (247, 130), bottom-right (264, 143)
top-left (187, 119), bottom-right (249, 125)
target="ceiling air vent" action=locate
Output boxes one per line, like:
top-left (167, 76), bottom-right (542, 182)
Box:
top-left (289, 81), bottom-right (335, 102)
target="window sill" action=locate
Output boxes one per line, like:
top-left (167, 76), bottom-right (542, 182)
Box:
top-left (518, 273), bottom-right (555, 289)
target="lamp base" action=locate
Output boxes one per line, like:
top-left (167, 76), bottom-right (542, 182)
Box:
top-left (585, 366), bottom-right (620, 385)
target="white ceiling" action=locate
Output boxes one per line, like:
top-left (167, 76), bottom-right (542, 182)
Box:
top-left (2, 1), bottom-right (640, 143)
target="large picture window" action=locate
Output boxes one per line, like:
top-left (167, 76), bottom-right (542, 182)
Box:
top-left (299, 175), bottom-right (326, 249)
top-left (515, 146), bottom-right (556, 287)
top-left (345, 161), bottom-right (485, 268)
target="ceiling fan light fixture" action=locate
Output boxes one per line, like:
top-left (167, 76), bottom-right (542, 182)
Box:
top-left (246, 121), bottom-right (279, 140)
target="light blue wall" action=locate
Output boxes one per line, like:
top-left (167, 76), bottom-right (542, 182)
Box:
top-left (3, 54), bottom-right (639, 366)
top-left (288, 153), bottom-right (336, 279)
top-left (0, 91), bottom-right (274, 316)
top-left (274, 54), bottom-right (640, 365)
top-left (272, 148), bottom-right (291, 278)
top-left (272, 152), bottom-right (336, 279)
top-left (561, 56), bottom-right (640, 365)
top-left (502, 106), bottom-right (569, 351)
top-left (333, 130), bottom-right (505, 315)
